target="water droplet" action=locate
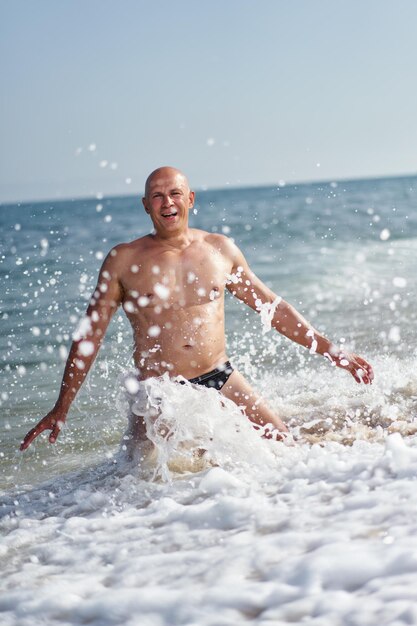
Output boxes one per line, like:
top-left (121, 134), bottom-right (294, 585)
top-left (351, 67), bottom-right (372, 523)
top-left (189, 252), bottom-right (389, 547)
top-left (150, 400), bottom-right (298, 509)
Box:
top-left (393, 277), bottom-right (407, 288)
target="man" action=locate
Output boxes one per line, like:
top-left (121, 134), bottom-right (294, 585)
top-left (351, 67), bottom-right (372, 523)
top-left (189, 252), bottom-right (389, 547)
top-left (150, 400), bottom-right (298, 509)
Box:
top-left (20, 166), bottom-right (374, 451)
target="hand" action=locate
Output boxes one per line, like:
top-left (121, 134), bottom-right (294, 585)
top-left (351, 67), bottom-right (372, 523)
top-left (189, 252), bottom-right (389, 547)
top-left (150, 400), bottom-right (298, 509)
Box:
top-left (330, 351), bottom-right (374, 384)
top-left (20, 409), bottom-right (66, 451)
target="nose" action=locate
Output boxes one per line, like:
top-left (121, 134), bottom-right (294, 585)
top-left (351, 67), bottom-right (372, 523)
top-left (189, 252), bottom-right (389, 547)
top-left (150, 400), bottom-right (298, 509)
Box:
top-left (162, 194), bottom-right (174, 207)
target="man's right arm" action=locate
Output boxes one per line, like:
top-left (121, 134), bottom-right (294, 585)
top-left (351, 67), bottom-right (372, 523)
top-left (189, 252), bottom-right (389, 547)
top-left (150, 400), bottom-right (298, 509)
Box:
top-left (20, 249), bottom-right (123, 450)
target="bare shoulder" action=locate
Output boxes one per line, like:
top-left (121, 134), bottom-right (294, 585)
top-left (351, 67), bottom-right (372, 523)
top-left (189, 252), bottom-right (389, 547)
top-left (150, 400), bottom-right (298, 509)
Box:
top-left (199, 230), bottom-right (233, 253)
top-left (102, 235), bottom-right (152, 274)
top-left (109, 235), bottom-right (152, 258)
top-left (112, 234), bottom-right (152, 254)
top-left (202, 231), bottom-right (244, 264)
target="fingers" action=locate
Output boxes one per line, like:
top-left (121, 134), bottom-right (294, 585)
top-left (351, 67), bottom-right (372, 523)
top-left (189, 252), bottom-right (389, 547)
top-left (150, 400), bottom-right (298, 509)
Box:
top-left (49, 420), bottom-right (63, 444)
top-left (352, 368), bottom-right (367, 384)
top-left (356, 356), bottom-right (374, 384)
top-left (336, 353), bottom-right (374, 385)
top-left (20, 416), bottom-right (63, 451)
top-left (350, 357), bottom-right (374, 385)
top-left (20, 424), bottom-right (45, 451)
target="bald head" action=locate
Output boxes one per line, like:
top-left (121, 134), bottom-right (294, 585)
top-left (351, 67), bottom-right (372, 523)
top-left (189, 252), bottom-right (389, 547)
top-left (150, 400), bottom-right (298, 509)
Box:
top-left (144, 167), bottom-right (190, 199)
top-left (141, 167), bottom-right (195, 233)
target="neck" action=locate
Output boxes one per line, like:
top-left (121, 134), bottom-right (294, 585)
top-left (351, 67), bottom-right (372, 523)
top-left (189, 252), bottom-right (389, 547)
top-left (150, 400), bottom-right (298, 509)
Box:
top-left (152, 227), bottom-right (193, 249)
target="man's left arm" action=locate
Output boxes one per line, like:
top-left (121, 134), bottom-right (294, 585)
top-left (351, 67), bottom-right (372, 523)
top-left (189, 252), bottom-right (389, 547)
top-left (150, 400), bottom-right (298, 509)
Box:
top-left (224, 239), bottom-right (374, 385)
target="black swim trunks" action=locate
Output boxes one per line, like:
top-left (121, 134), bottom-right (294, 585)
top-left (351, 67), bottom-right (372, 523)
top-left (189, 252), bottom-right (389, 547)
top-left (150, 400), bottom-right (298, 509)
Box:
top-left (187, 361), bottom-right (234, 390)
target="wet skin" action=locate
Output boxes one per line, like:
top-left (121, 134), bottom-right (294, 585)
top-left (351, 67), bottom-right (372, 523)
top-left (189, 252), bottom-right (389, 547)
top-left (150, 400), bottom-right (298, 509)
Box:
top-left (20, 167), bottom-right (374, 450)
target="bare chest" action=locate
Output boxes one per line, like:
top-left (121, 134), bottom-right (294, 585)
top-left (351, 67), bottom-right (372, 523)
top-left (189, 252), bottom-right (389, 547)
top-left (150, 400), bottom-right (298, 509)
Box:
top-left (121, 245), bottom-right (230, 312)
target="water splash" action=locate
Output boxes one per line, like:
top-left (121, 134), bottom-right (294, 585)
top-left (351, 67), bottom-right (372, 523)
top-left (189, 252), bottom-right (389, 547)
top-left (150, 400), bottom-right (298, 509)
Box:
top-left (121, 373), bottom-right (280, 482)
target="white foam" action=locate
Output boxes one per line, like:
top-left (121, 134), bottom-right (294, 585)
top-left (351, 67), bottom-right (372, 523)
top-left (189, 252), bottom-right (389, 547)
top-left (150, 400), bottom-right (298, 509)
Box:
top-left (3, 429), bottom-right (417, 625)
top-left (3, 360), bottom-right (417, 625)
top-left (125, 374), bottom-right (277, 482)
top-left (257, 296), bottom-right (282, 334)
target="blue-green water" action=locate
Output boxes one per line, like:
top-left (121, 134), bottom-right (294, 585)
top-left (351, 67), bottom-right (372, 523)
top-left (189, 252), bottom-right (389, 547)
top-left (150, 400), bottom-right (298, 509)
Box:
top-left (1, 174), bottom-right (417, 488)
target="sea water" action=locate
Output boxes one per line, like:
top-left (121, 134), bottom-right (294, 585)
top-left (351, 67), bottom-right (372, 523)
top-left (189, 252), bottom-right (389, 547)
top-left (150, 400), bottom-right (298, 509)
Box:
top-left (1, 175), bottom-right (417, 625)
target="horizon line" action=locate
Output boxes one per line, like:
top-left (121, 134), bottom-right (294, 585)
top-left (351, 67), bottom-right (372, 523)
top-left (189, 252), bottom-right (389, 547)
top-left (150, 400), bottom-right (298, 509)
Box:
top-left (1, 170), bottom-right (416, 208)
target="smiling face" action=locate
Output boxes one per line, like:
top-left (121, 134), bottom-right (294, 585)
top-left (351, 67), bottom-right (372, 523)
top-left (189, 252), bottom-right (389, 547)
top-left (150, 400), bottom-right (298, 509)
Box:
top-left (142, 167), bottom-right (195, 237)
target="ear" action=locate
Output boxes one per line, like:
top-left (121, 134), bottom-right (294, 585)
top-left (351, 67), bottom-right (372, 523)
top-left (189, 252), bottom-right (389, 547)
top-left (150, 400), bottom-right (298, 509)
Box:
top-left (188, 190), bottom-right (195, 208)
top-left (142, 197), bottom-right (150, 214)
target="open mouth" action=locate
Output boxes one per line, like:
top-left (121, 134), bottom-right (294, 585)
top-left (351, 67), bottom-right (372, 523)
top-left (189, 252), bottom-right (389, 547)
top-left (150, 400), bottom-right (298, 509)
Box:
top-left (161, 211), bottom-right (178, 219)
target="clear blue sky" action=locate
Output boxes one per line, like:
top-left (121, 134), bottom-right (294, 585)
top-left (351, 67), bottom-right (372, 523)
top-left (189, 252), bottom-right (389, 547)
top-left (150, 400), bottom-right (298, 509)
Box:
top-left (1, 0), bottom-right (416, 202)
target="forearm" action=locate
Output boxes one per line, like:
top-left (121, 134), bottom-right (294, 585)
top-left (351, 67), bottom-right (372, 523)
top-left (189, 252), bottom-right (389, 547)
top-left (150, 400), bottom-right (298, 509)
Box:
top-left (272, 300), bottom-right (338, 357)
top-left (20, 330), bottom-right (105, 451)
top-left (54, 278), bottom-right (119, 412)
top-left (54, 337), bottom-right (102, 412)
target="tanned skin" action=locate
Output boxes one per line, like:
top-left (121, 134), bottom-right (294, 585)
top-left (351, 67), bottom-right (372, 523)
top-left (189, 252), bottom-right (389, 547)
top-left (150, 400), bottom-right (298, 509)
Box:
top-left (20, 167), bottom-right (374, 450)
